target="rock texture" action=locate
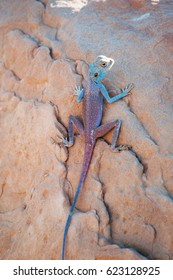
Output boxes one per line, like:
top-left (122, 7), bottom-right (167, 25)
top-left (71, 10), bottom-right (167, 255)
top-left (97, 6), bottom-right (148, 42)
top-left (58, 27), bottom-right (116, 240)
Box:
top-left (0, 0), bottom-right (173, 260)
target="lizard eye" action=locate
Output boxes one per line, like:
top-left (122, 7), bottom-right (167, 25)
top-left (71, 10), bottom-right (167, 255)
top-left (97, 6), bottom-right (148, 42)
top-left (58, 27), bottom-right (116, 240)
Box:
top-left (101, 62), bottom-right (106, 67)
top-left (94, 72), bottom-right (99, 77)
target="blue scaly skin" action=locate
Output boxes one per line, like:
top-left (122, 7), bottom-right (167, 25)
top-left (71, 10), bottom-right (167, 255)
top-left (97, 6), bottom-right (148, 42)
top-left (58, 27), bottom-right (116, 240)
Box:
top-left (58, 55), bottom-right (134, 259)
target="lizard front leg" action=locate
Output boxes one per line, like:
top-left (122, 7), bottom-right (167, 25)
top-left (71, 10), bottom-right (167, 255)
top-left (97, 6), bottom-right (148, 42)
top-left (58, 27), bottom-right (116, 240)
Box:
top-left (95, 119), bottom-right (131, 152)
top-left (99, 83), bottom-right (134, 103)
top-left (57, 115), bottom-right (84, 147)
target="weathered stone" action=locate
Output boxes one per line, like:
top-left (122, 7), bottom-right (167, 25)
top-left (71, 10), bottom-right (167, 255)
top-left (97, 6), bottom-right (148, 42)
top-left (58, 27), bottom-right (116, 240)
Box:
top-left (0, 0), bottom-right (173, 260)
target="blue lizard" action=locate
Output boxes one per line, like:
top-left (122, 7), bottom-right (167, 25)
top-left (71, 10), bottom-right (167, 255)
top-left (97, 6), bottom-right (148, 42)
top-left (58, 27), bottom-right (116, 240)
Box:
top-left (58, 55), bottom-right (134, 259)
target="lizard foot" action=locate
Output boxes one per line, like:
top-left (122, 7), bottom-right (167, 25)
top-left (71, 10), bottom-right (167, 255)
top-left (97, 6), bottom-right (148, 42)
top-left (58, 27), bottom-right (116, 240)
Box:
top-left (111, 144), bottom-right (132, 153)
top-left (121, 83), bottom-right (135, 95)
top-left (73, 85), bottom-right (82, 96)
top-left (73, 85), bottom-right (84, 103)
top-left (57, 137), bottom-right (73, 147)
top-left (73, 86), bottom-right (78, 96)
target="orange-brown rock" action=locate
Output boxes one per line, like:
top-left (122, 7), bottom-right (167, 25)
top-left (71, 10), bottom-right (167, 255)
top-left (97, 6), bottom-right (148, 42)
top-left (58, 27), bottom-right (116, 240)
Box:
top-left (0, 0), bottom-right (173, 260)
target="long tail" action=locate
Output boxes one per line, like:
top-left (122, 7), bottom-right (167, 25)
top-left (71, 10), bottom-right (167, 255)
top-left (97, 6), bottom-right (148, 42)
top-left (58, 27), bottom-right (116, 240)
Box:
top-left (62, 143), bottom-right (95, 260)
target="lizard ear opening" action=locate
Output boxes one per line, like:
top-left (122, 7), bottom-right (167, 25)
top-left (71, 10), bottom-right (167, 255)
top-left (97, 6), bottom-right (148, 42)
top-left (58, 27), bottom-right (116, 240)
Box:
top-left (94, 72), bottom-right (99, 77)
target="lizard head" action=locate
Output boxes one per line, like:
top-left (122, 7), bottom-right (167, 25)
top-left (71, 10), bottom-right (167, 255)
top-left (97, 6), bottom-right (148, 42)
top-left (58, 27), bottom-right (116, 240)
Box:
top-left (89, 55), bottom-right (114, 83)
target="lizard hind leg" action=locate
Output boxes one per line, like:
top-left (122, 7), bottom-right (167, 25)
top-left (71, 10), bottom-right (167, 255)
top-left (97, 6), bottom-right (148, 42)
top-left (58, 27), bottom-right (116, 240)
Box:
top-left (57, 115), bottom-right (84, 147)
top-left (95, 119), bottom-right (131, 152)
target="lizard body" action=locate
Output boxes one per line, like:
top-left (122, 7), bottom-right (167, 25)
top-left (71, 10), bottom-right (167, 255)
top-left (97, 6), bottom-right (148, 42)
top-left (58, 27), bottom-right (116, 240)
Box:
top-left (59, 56), bottom-right (134, 259)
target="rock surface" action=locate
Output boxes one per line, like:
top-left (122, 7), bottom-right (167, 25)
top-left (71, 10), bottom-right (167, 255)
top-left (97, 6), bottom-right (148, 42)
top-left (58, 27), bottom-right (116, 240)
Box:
top-left (0, 0), bottom-right (173, 260)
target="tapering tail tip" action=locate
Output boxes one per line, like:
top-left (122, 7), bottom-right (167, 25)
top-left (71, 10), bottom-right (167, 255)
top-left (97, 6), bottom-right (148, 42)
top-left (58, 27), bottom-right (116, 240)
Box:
top-left (62, 239), bottom-right (65, 260)
top-left (62, 213), bottom-right (72, 260)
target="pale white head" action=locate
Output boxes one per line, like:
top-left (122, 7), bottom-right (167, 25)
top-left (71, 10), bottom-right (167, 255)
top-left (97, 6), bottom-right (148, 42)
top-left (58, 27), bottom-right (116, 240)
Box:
top-left (89, 55), bottom-right (114, 83)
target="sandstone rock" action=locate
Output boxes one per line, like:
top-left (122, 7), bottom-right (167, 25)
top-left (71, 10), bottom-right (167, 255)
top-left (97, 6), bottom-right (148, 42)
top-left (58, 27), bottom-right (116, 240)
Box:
top-left (0, 0), bottom-right (173, 260)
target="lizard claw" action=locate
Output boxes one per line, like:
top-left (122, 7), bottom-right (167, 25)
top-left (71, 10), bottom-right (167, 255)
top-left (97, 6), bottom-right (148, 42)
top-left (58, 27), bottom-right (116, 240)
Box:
top-left (111, 144), bottom-right (132, 153)
top-left (73, 85), bottom-right (84, 103)
top-left (73, 85), bottom-right (78, 96)
top-left (57, 137), bottom-right (73, 147)
top-left (122, 83), bottom-right (135, 95)
top-left (73, 85), bottom-right (82, 96)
